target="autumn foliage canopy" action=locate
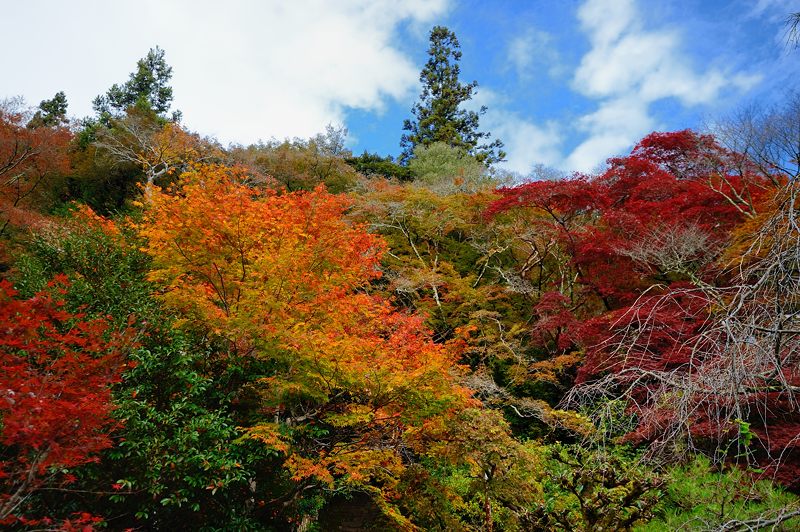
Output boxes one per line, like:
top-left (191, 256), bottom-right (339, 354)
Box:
top-left (3, 67), bottom-right (800, 529)
top-left (0, 278), bottom-right (124, 524)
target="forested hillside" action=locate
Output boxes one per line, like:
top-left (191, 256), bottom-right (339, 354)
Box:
top-left (3, 21), bottom-right (800, 532)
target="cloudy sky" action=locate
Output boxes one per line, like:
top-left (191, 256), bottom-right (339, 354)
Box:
top-left (3, 0), bottom-right (799, 174)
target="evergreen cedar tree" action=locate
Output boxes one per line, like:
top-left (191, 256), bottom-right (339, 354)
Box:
top-left (400, 26), bottom-right (505, 166)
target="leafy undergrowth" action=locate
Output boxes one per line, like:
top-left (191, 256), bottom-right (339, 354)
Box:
top-left (637, 456), bottom-right (800, 531)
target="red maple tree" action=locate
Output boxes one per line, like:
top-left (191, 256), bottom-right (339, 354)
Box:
top-left (0, 277), bottom-right (126, 524)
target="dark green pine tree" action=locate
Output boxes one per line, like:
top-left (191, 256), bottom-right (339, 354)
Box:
top-left (27, 91), bottom-right (68, 128)
top-left (400, 26), bottom-right (505, 166)
top-left (93, 46), bottom-right (181, 121)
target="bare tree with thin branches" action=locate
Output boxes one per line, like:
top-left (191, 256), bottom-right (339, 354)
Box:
top-left (787, 12), bottom-right (800, 48)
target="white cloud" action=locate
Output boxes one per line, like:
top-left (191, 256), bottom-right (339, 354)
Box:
top-left (489, 112), bottom-right (563, 174)
top-left (566, 0), bottom-right (762, 172)
top-left (508, 34), bottom-right (536, 77)
top-left (467, 88), bottom-right (563, 175)
top-left (576, 0), bottom-right (638, 47)
top-left (507, 30), bottom-right (564, 80)
top-left (0, 0), bottom-right (448, 144)
top-left (565, 98), bottom-right (653, 172)
top-left (574, 30), bottom-right (676, 99)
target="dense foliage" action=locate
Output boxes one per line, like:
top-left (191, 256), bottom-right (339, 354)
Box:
top-left (2, 36), bottom-right (800, 531)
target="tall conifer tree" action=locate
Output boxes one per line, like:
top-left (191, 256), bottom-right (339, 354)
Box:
top-left (400, 26), bottom-right (504, 166)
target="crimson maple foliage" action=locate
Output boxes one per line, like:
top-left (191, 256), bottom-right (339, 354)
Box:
top-left (485, 130), bottom-right (787, 467)
top-left (530, 291), bottom-right (580, 355)
top-left (0, 277), bottom-right (125, 524)
top-left (488, 129), bottom-right (768, 333)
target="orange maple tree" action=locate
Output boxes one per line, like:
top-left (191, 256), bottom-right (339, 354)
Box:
top-left (137, 165), bottom-right (478, 522)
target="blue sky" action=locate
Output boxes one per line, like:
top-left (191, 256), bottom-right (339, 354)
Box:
top-left (2, 0), bottom-right (799, 175)
top-left (351, 0), bottom-right (800, 173)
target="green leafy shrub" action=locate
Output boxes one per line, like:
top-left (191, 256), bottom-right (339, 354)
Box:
top-left (637, 455), bottom-right (800, 531)
top-left (533, 444), bottom-right (664, 531)
top-left (10, 206), bottom-right (269, 529)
